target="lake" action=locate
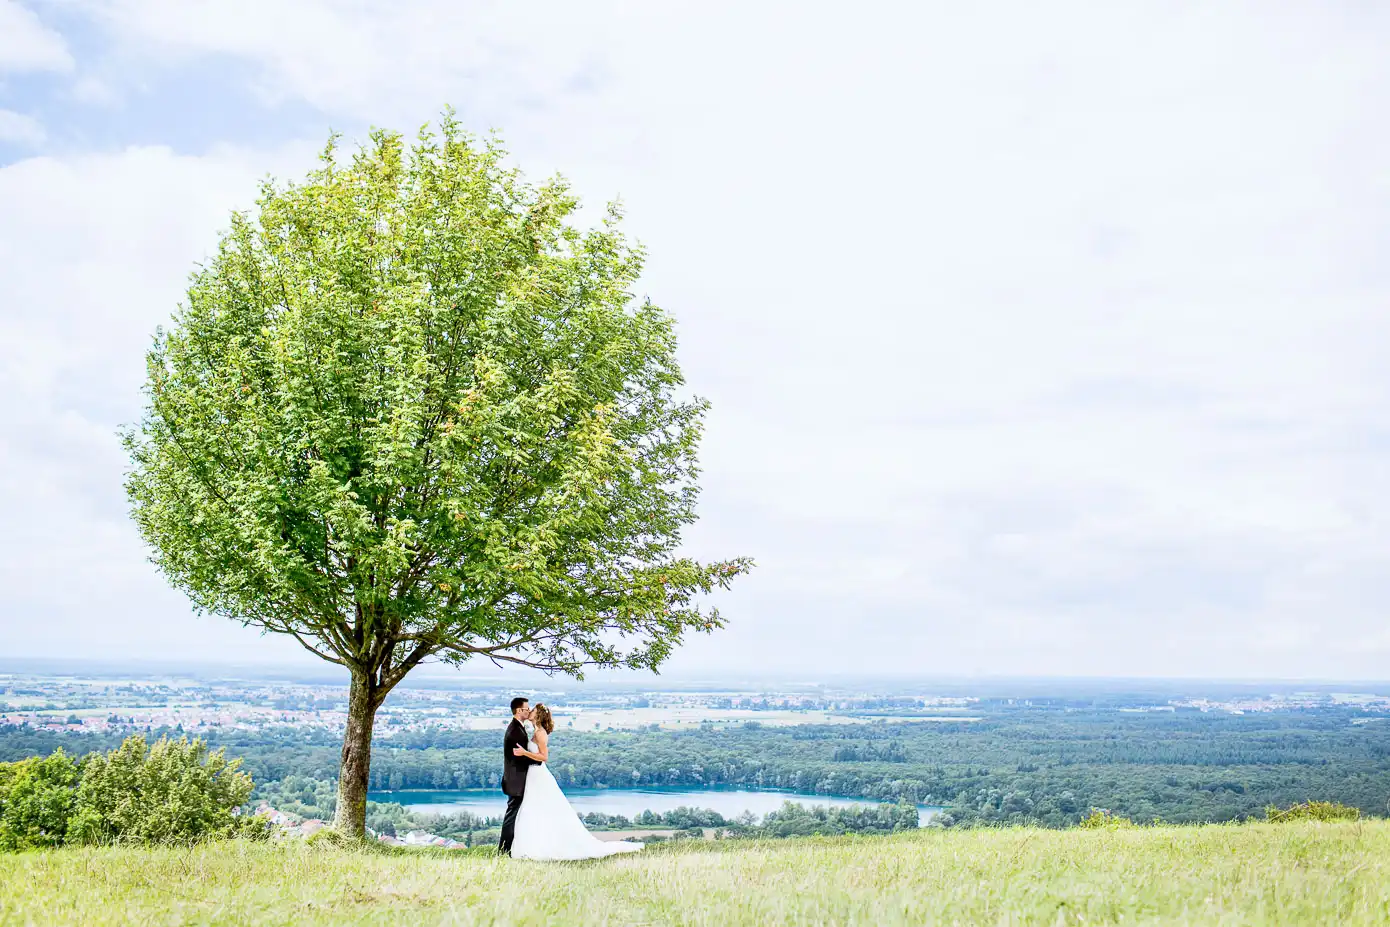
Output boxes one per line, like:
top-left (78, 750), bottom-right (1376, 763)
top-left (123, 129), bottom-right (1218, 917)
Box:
top-left (368, 786), bottom-right (944, 826)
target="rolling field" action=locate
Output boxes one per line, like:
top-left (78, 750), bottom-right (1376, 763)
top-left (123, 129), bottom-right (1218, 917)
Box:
top-left (3, 821), bottom-right (1387, 926)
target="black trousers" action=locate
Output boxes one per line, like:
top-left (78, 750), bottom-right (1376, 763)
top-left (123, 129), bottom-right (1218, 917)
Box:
top-left (498, 793), bottom-right (525, 854)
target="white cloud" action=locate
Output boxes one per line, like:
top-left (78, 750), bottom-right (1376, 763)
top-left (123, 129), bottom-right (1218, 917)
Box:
top-left (0, 109), bottom-right (45, 144)
top-left (75, 0), bottom-right (611, 124)
top-left (0, 0), bottom-right (72, 72)
top-left (0, 142), bottom-right (319, 663)
top-left (68, 75), bottom-right (118, 105)
top-left (4, 2), bottom-right (1390, 678)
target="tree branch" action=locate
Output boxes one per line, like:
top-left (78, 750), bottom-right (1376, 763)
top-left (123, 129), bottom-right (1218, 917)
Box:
top-left (286, 629), bottom-right (347, 666)
top-left (391, 629), bottom-right (547, 655)
top-left (483, 650), bottom-right (606, 673)
top-left (381, 639), bottom-right (437, 689)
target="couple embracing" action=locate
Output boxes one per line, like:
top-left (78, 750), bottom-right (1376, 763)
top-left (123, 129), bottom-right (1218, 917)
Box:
top-left (497, 696), bottom-right (644, 861)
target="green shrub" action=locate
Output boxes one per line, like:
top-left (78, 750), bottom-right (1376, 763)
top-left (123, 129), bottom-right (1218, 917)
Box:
top-left (66, 735), bottom-right (254, 846)
top-left (1265, 800), bottom-right (1361, 823)
top-left (0, 750), bottom-right (80, 851)
top-left (1078, 808), bottom-right (1135, 830)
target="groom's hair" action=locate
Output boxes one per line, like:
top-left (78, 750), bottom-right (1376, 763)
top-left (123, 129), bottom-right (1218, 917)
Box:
top-left (510, 696), bottom-right (529, 714)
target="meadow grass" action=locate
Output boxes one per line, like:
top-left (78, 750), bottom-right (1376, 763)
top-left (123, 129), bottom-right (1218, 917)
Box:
top-left (2, 820), bottom-right (1387, 925)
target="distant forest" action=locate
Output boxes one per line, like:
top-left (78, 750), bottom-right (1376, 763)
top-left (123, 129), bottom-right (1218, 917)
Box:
top-left (4, 708), bottom-right (1388, 828)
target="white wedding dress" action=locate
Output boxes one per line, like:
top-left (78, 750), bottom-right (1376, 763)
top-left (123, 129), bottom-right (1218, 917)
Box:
top-left (511, 741), bottom-right (644, 861)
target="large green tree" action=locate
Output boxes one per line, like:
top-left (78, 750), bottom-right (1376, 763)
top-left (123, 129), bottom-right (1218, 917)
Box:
top-left (122, 115), bottom-right (750, 836)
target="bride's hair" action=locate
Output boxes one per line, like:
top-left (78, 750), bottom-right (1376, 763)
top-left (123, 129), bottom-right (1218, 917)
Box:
top-left (532, 703), bottom-right (555, 733)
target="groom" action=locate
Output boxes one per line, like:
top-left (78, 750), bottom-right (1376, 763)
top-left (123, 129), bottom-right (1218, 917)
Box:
top-left (498, 696), bottom-right (540, 856)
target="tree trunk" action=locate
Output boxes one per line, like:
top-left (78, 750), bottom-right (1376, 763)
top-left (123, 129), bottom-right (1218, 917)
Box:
top-left (332, 670), bottom-right (380, 837)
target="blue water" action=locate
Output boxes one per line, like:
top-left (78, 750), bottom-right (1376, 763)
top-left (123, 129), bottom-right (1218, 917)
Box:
top-left (368, 786), bottom-right (944, 826)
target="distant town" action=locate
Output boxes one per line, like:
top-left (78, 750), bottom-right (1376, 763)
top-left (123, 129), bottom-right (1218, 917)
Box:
top-left (3, 667), bottom-right (1388, 736)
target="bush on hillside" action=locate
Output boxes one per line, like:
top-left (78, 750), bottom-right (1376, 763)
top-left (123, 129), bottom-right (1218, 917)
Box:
top-left (1078, 808), bottom-right (1136, 830)
top-left (0, 750), bottom-right (80, 851)
top-left (1265, 800), bottom-right (1361, 823)
top-left (66, 735), bottom-right (259, 846)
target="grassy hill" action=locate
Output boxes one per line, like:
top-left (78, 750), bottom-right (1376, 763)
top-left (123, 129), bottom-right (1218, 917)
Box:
top-left (3, 821), bottom-right (1387, 925)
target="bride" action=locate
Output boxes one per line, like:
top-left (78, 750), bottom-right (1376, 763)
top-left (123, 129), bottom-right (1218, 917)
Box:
top-left (509, 703), bottom-right (645, 861)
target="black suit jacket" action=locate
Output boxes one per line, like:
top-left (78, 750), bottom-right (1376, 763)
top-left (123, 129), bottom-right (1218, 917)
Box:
top-left (501, 718), bottom-right (539, 797)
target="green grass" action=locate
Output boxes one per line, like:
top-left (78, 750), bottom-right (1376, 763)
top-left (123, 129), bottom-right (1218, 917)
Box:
top-left (3, 821), bottom-right (1388, 925)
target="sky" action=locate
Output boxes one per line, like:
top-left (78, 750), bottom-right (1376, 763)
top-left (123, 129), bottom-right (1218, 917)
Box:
top-left (1, 1), bottom-right (1388, 681)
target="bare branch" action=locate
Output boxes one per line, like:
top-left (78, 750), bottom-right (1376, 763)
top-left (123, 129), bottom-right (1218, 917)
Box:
top-left (392, 629), bottom-right (544, 651)
top-left (381, 639), bottom-right (437, 689)
top-left (483, 650), bottom-right (607, 672)
top-left (287, 629), bottom-right (346, 666)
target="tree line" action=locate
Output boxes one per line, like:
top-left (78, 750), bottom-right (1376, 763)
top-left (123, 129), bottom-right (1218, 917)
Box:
top-left (6, 707), bottom-right (1387, 828)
